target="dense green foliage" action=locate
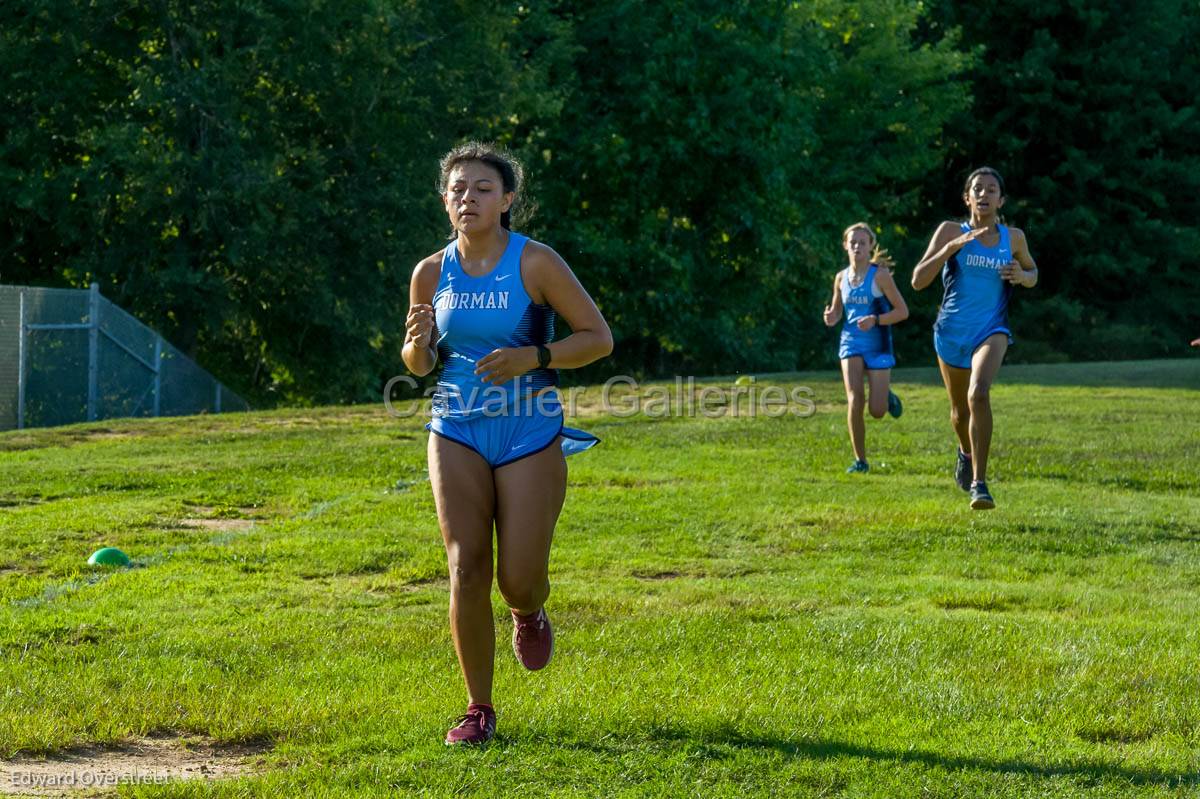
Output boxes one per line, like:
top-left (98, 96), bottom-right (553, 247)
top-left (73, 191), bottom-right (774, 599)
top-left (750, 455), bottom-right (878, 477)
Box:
top-left (504, 1), bottom-right (970, 379)
top-left (1, 2), bottom-right (1195, 403)
top-left (1, 0), bottom-right (558, 402)
top-left (915, 0), bottom-right (1200, 364)
top-left (1, 360), bottom-right (1198, 795)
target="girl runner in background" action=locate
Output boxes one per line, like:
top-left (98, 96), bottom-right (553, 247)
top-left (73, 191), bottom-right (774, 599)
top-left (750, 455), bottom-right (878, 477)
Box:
top-left (911, 167), bottom-right (1038, 509)
top-left (823, 223), bottom-right (908, 473)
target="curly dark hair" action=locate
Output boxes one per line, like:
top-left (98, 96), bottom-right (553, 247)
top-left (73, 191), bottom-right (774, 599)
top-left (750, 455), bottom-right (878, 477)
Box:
top-left (438, 141), bottom-right (530, 231)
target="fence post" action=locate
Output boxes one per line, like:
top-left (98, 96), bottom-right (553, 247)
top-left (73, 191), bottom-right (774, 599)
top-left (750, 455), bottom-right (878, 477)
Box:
top-left (214, 383), bottom-right (222, 414)
top-left (153, 336), bottom-right (162, 417)
top-left (87, 282), bottom-right (100, 422)
top-left (17, 289), bottom-right (26, 430)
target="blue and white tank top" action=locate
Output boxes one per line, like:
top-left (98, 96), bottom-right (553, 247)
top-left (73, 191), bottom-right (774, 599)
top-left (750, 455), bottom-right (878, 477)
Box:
top-left (431, 232), bottom-right (557, 418)
top-left (935, 222), bottom-right (1012, 336)
top-left (839, 264), bottom-right (893, 355)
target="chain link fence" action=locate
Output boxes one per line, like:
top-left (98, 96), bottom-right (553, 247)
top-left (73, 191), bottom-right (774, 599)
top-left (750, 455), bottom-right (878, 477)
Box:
top-left (0, 284), bottom-right (248, 431)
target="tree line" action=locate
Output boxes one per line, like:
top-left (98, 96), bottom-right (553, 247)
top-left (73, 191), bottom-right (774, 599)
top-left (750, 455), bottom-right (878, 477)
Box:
top-left (2, 0), bottom-right (1195, 405)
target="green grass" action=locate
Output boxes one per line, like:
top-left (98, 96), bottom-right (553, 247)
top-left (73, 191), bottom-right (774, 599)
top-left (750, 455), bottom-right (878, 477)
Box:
top-left (1, 358), bottom-right (1198, 797)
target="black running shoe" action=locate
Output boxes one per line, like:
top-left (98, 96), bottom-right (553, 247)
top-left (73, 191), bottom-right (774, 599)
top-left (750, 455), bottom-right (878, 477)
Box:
top-left (887, 391), bottom-right (903, 419)
top-left (969, 481), bottom-right (995, 510)
top-left (955, 449), bottom-right (972, 492)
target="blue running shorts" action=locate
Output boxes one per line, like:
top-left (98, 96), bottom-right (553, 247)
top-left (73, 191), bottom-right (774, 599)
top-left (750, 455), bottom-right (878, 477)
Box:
top-left (934, 326), bottom-right (1013, 370)
top-left (840, 350), bottom-right (896, 371)
top-left (427, 391), bottom-right (599, 468)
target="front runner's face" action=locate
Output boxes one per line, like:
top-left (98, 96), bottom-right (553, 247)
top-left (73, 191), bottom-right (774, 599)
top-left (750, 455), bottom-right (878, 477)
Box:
top-left (964, 174), bottom-right (1005, 222)
top-left (844, 230), bottom-right (873, 267)
top-left (443, 160), bottom-right (514, 236)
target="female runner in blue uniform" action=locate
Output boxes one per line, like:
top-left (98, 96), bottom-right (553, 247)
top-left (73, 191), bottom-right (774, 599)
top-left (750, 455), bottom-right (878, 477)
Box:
top-left (403, 142), bottom-right (613, 745)
top-left (823, 223), bottom-right (908, 473)
top-left (911, 167), bottom-right (1038, 509)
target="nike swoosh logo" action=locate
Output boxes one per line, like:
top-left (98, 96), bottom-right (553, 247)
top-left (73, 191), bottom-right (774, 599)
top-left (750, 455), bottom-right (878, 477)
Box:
top-left (494, 274), bottom-right (511, 282)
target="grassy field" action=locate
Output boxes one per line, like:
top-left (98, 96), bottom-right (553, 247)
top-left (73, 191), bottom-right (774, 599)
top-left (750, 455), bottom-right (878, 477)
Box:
top-left (1, 359), bottom-right (1198, 797)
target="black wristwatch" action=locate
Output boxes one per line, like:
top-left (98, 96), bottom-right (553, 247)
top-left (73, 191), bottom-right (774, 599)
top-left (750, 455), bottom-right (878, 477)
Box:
top-left (536, 344), bottom-right (552, 369)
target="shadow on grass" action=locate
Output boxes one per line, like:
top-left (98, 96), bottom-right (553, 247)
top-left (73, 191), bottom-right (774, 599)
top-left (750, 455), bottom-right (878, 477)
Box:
top-left (560, 726), bottom-right (1198, 788)
top-left (996, 359), bottom-right (1200, 389)
top-left (772, 358), bottom-right (1199, 390)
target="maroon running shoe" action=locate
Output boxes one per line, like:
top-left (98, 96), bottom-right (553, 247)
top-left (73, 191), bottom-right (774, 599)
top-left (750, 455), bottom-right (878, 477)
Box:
top-left (511, 608), bottom-right (554, 671)
top-left (445, 703), bottom-right (496, 746)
